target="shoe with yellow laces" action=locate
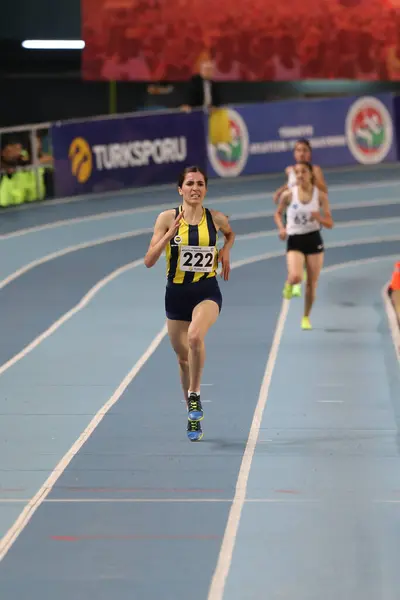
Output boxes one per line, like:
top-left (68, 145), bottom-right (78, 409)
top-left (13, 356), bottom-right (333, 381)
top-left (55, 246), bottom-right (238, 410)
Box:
top-left (187, 420), bottom-right (203, 442)
top-left (186, 392), bottom-right (204, 442)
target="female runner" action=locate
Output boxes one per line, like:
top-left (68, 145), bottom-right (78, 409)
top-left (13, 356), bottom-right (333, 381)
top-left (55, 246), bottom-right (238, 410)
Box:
top-left (274, 161), bottom-right (333, 330)
top-left (144, 166), bottom-right (235, 441)
top-left (273, 138), bottom-right (328, 298)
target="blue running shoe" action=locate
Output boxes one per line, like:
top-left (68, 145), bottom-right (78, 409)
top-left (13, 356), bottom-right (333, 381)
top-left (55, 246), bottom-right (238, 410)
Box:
top-left (187, 393), bottom-right (203, 421)
top-left (187, 420), bottom-right (203, 442)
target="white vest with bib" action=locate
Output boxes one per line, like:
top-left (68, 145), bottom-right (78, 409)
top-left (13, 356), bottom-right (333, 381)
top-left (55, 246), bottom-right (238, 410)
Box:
top-left (286, 185), bottom-right (320, 236)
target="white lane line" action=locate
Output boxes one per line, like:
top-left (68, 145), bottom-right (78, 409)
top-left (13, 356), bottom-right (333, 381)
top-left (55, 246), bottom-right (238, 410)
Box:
top-left (0, 246), bottom-right (398, 561)
top-left (1, 192), bottom-right (270, 240)
top-left (317, 400), bottom-right (344, 403)
top-left (0, 258), bottom-right (144, 376)
top-left (2, 189), bottom-right (400, 241)
top-left (181, 399), bottom-right (212, 403)
top-left (231, 237), bottom-right (400, 271)
top-left (0, 206), bottom-right (167, 240)
top-left (2, 214), bottom-right (398, 294)
top-left (234, 216), bottom-right (400, 242)
top-left (0, 323), bottom-right (167, 560)
top-left (230, 198), bottom-right (400, 221)
top-left (316, 383), bottom-right (346, 387)
top-left (0, 229), bottom-right (151, 291)
top-left (0, 208), bottom-right (398, 291)
top-left (207, 298), bottom-right (290, 600)
top-left (1, 236), bottom-right (399, 379)
top-left (321, 253), bottom-right (400, 276)
top-left (0, 251), bottom-right (288, 560)
top-left (0, 497), bottom-right (318, 504)
top-left (0, 498), bottom-right (232, 504)
top-left (207, 252), bottom-right (400, 600)
top-left (2, 167), bottom-right (399, 214)
top-left (2, 497), bottom-right (399, 504)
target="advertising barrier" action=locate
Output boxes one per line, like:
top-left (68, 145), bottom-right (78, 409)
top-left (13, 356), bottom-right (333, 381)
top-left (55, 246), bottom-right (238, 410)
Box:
top-left (207, 94), bottom-right (397, 179)
top-left (51, 109), bottom-right (207, 197)
top-left (392, 95), bottom-right (400, 161)
top-left (13, 92), bottom-right (400, 203)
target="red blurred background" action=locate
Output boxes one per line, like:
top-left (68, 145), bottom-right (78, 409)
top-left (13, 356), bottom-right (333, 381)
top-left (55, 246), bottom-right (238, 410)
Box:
top-left (82, 0), bottom-right (400, 81)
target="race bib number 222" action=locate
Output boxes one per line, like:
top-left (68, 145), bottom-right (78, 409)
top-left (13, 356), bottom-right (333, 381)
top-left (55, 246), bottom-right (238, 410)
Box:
top-left (179, 245), bottom-right (215, 273)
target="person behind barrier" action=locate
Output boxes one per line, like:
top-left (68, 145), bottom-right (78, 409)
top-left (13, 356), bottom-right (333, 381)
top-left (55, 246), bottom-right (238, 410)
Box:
top-left (274, 161), bottom-right (334, 331)
top-left (144, 165), bottom-right (235, 442)
top-left (180, 53), bottom-right (222, 113)
top-left (273, 138), bottom-right (328, 298)
top-left (0, 138), bottom-right (30, 207)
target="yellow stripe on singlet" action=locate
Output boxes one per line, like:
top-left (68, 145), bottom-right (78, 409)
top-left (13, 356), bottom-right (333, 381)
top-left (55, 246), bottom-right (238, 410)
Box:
top-left (192, 213), bottom-right (210, 284)
top-left (170, 208), bottom-right (189, 284)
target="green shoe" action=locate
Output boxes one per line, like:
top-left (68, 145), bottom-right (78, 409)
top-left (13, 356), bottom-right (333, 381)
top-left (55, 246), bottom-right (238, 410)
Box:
top-left (292, 283), bottom-right (302, 297)
top-left (301, 316), bottom-right (312, 330)
top-left (282, 282), bottom-right (292, 299)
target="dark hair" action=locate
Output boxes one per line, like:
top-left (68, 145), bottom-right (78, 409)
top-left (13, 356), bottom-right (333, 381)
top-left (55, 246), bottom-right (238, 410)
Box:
top-left (295, 138), bottom-right (312, 153)
top-left (178, 165), bottom-right (208, 188)
top-left (296, 161), bottom-right (315, 184)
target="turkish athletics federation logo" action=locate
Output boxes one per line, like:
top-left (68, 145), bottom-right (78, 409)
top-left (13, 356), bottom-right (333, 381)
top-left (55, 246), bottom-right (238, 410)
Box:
top-left (345, 96), bottom-right (393, 165)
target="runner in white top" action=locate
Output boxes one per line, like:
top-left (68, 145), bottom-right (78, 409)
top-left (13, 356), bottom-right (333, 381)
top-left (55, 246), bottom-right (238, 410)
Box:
top-left (273, 138), bottom-right (328, 298)
top-left (274, 161), bottom-right (334, 330)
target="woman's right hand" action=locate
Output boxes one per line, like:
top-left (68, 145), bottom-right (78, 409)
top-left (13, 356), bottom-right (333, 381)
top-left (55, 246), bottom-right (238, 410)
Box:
top-left (279, 227), bottom-right (286, 241)
top-left (166, 211), bottom-right (184, 240)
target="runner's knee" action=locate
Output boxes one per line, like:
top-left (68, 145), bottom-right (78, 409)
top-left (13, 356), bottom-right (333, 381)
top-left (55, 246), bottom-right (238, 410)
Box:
top-left (178, 355), bottom-right (189, 370)
top-left (288, 273), bottom-right (302, 285)
top-left (170, 338), bottom-right (189, 364)
top-left (188, 325), bottom-right (203, 350)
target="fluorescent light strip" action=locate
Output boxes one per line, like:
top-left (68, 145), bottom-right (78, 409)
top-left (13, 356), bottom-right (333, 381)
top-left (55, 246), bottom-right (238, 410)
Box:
top-left (22, 40), bottom-right (85, 50)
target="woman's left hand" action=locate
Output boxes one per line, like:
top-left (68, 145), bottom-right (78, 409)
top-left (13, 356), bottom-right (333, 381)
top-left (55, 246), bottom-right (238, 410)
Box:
top-left (218, 247), bottom-right (231, 281)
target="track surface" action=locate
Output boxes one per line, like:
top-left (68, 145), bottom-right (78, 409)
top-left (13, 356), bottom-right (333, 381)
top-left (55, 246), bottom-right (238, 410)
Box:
top-left (0, 165), bottom-right (399, 600)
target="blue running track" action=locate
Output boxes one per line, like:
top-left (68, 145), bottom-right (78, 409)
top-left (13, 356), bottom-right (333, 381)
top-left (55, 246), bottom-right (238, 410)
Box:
top-left (0, 164), bottom-right (399, 600)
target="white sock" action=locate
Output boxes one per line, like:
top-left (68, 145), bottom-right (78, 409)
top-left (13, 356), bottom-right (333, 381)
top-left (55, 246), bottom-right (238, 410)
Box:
top-left (188, 390), bottom-right (200, 397)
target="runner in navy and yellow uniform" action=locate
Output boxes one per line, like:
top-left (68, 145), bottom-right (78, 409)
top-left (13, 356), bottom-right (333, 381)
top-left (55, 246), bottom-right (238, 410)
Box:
top-left (144, 166), bottom-right (235, 441)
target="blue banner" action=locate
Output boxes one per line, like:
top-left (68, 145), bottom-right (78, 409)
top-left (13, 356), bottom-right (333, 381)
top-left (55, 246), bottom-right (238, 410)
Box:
top-left (51, 110), bottom-right (207, 197)
top-left (393, 96), bottom-right (400, 161)
top-left (207, 94), bottom-right (397, 178)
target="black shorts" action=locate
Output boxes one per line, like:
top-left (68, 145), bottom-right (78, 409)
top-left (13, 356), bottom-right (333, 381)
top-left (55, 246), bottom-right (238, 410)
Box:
top-left (165, 276), bottom-right (222, 322)
top-left (287, 230), bottom-right (324, 256)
